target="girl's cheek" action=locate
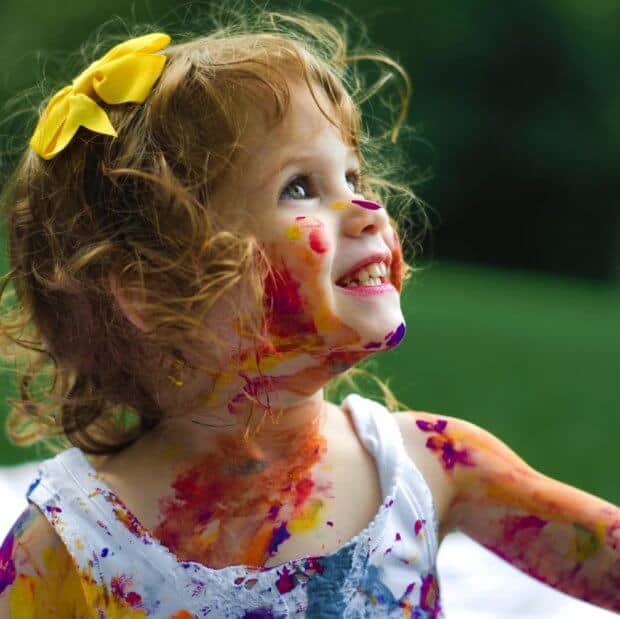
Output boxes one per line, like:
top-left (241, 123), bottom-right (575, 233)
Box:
top-left (261, 217), bottom-right (332, 338)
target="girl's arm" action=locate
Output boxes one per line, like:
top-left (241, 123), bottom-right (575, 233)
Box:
top-left (0, 504), bottom-right (90, 618)
top-left (396, 411), bottom-right (620, 613)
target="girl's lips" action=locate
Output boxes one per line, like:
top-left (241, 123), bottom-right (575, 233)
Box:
top-left (335, 282), bottom-right (396, 296)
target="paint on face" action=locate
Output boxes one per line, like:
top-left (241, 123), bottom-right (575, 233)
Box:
top-left (390, 232), bottom-right (405, 293)
top-left (415, 418), bottom-right (476, 472)
top-left (308, 228), bottom-right (328, 254)
top-left (263, 263), bottom-right (318, 339)
top-left (385, 322), bottom-right (406, 348)
top-left (351, 199), bottom-right (382, 211)
top-left (328, 201), bottom-right (350, 210)
top-left (153, 429), bottom-right (330, 568)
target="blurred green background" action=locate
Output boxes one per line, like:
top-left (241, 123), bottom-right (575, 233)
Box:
top-left (0, 1), bottom-right (618, 505)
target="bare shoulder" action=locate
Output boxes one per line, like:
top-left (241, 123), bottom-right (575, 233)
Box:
top-left (394, 409), bottom-right (533, 543)
top-left (0, 504), bottom-right (88, 617)
top-left (393, 411), bottom-right (457, 543)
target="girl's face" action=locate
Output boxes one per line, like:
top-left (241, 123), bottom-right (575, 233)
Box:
top-left (214, 81), bottom-right (406, 367)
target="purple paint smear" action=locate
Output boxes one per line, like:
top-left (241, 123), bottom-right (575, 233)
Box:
top-left (0, 533), bottom-right (16, 594)
top-left (385, 323), bottom-right (406, 348)
top-left (268, 522), bottom-right (291, 555)
top-left (428, 435), bottom-right (474, 471)
top-left (416, 419), bottom-right (448, 433)
top-left (416, 417), bottom-right (475, 471)
top-left (351, 199), bottom-right (383, 210)
top-left (419, 572), bottom-right (442, 615)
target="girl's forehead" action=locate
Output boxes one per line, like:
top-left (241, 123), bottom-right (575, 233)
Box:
top-left (241, 83), bottom-right (354, 170)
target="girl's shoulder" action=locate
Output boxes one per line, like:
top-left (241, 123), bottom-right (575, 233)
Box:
top-left (0, 503), bottom-right (89, 614)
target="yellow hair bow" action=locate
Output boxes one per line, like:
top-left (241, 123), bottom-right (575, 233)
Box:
top-left (30, 32), bottom-right (171, 160)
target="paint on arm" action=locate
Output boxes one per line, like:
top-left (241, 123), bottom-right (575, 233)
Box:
top-left (411, 412), bottom-right (620, 612)
top-left (0, 504), bottom-right (92, 617)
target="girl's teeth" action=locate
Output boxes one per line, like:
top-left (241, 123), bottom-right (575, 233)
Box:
top-left (356, 269), bottom-right (370, 283)
top-left (368, 263), bottom-right (382, 277)
top-left (340, 262), bottom-right (390, 287)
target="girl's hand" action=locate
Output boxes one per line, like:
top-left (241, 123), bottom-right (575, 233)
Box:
top-left (396, 412), bottom-right (620, 613)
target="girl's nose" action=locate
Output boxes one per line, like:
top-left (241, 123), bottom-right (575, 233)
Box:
top-left (341, 198), bottom-right (389, 237)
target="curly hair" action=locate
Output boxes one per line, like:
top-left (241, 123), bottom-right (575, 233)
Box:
top-left (0, 4), bottom-right (429, 456)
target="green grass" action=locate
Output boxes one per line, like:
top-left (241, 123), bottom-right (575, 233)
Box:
top-left (1, 260), bottom-right (618, 506)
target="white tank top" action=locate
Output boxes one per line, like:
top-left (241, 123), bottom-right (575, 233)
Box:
top-left (27, 393), bottom-right (444, 618)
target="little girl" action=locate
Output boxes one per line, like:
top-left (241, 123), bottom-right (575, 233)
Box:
top-left (0, 8), bottom-right (618, 619)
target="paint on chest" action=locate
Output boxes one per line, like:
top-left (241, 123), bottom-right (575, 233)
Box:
top-left (153, 432), bottom-right (335, 568)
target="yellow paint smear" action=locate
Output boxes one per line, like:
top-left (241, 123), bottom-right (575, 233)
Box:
top-left (9, 544), bottom-right (146, 619)
top-left (288, 499), bottom-right (324, 534)
top-left (329, 201), bottom-right (350, 210)
top-left (285, 225), bottom-right (302, 240)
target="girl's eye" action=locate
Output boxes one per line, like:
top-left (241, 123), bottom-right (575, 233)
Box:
top-left (346, 170), bottom-right (362, 193)
top-left (280, 176), bottom-right (314, 201)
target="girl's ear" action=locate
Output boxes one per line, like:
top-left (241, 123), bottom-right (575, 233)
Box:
top-left (108, 271), bottom-right (148, 333)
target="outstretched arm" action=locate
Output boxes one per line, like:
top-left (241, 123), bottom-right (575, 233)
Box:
top-left (399, 411), bottom-right (620, 612)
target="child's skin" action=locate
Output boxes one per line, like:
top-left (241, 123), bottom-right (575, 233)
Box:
top-left (1, 78), bottom-right (618, 615)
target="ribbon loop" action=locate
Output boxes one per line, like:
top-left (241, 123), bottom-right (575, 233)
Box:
top-left (30, 33), bottom-right (171, 160)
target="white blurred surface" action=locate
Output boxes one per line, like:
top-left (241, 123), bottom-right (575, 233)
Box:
top-left (0, 462), bottom-right (617, 618)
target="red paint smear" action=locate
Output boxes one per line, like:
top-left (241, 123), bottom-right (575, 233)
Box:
top-left (293, 477), bottom-right (315, 508)
top-left (111, 574), bottom-right (143, 608)
top-left (390, 234), bottom-right (405, 292)
top-left (263, 264), bottom-right (317, 338)
top-left (154, 430), bottom-right (329, 568)
top-left (303, 556), bottom-right (325, 574)
top-left (275, 565), bottom-right (296, 593)
top-left (502, 514), bottom-right (547, 542)
top-left (308, 228), bottom-right (328, 254)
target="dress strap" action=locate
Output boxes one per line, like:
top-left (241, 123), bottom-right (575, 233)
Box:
top-left (341, 393), bottom-right (405, 499)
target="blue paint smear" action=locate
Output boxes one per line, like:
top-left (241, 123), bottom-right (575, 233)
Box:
top-left (357, 564), bottom-right (441, 618)
top-left (305, 545), bottom-right (354, 617)
top-left (267, 522), bottom-right (291, 555)
top-left (242, 609), bottom-right (286, 619)
top-left (385, 322), bottom-right (406, 348)
top-left (26, 476), bottom-right (41, 497)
